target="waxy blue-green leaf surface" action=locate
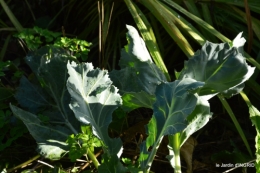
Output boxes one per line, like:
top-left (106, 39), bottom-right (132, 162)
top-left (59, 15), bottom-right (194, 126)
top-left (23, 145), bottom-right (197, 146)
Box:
top-left (152, 78), bottom-right (204, 139)
top-left (110, 62), bottom-right (166, 96)
top-left (179, 97), bottom-right (211, 146)
top-left (12, 46), bottom-right (80, 160)
top-left (15, 76), bottom-right (50, 113)
top-left (67, 61), bottom-right (122, 156)
top-left (22, 46), bottom-right (79, 126)
top-left (166, 97), bottom-right (212, 168)
top-left (110, 25), bottom-right (166, 111)
top-left (122, 91), bottom-right (155, 112)
top-left (139, 78), bottom-right (204, 170)
top-left (179, 37), bottom-right (255, 97)
top-left (10, 105), bottom-right (70, 160)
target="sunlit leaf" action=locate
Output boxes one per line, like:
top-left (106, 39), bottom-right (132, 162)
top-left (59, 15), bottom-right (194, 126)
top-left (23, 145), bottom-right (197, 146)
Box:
top-left (67, 61), bottom-right (122, 156)
top-left (179, 35), bottom-right (255, 98)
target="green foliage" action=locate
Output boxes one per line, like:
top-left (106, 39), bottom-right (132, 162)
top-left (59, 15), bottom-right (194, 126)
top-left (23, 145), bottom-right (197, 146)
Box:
top-left (12, 46), bottom-right (80, 160)
top-left (66, 125), bottom-right (102, 162)
top-left (67, 61), bottom-right (123, 157)
top-left (110, 26), bottom-right (254, 173)
top-left (0, 110), bottom-right (27, 151)
top-left (14, 26), bottom-right (92, 61)
top-left (179, 39), bottom-right (254, 97)
top-left (54, 37), bottom-right (92, 61)
top-left (1, 0), bottom-right (260, 172)
top-left (0, 61), bottom-right (11, 76)
top-left (11, 26), bottom-right (254, 172)
top-left (14, 26), bottom-right (61, 50)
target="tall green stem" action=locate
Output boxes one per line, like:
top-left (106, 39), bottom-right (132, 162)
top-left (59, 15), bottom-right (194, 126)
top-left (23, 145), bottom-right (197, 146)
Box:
top-left (169, 133), bottom-right (182, 173)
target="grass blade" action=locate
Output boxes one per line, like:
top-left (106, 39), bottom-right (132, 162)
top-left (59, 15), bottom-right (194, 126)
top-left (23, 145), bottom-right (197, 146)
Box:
top-left (218, 94), bottom-right (253, 157)
top-left (0, 0), bottom-right (23, 32)
top-left (198, 0), bottom-right (260, 13)
top-left (0, 34), bottom-right (11, 61)
top-left (231, 6), bottom-right (260, 43)
top-left (243, 0), bottom-right (253, 53)
top-left (160, 2), bottom-right (206, 46)
top-left (160, 0), bottom-right (230, 42)
top-left (139, 0), bottom-right (194, 58)
top-left (124, 0), bottom-right (171, 81)
top-left (160, 0), bottom-right (260, 71)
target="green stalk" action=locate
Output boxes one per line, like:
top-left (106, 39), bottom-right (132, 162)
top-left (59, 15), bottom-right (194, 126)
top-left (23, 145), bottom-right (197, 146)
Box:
top-left (218, 94), bottom-right (253, 157)
top-left (86, 148), bottom-right (100, 168)
top-left (0, 0), bottom-right (23, 32)
top-left (169, 133), bottom-right (182, 173)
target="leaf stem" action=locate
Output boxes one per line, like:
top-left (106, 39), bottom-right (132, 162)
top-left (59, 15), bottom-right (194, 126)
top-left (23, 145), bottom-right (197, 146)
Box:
top-left (169, 133), bottom-right (182, 173)
top-left (86, 149), bottom-right (100, 169)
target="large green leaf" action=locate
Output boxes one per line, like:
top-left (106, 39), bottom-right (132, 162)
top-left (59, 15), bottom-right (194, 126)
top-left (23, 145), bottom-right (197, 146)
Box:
top-left (139, 78), bottom-right (204, 170)
top-left (67, 61), bottom-right (123, 156)
top-left (25, 46), bottom-right (79, 129)
top-left (152, 79), bottom-right (204, 137)
top-left (110, 62), bottom-right (166, 95)
top-left (166, 97), bottom-right (212, 169)
top-left (110, 25), bottom-right (166, 111)
top-left (15, 76), bottom-right (50, 113)
top-left (13, 46), bottom-right (80, 159)
top-left (122, 91), bottom-right (155, 112)
top-left (179, 34), bottom-right (255, 98)
top-left (119, 25), bottom-right (153, 67)
top-left (10, 105), bottom-right (70, 160)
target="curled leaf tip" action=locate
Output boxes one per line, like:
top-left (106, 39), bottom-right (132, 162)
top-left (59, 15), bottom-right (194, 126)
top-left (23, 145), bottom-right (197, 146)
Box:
top-left (232, 32), bottom-right (246, 49)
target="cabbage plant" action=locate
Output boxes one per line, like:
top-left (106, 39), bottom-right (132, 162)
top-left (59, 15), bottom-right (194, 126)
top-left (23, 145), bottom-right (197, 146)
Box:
top-left (10, 25), bottom-right (254, 173)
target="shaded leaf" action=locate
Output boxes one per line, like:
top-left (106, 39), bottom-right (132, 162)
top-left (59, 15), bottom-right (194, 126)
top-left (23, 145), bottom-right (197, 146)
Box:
top-left (110, 62), bottom-right (166, 95)
top-left (110, 25), bottom-right (166, 101)
top-left (12, 46), bottom-right (80, 159)
top-left (98, 154), bottom-right (127, 173)
top-left (122, 91), bottom-right (155, 112)
top-left (10, 105), bottom-right (70, 160)
top-left (15, 76), bottom-right (50, 113)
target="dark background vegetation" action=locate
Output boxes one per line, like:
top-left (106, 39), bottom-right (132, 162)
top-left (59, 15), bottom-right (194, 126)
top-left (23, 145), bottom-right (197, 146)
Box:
top-left (0, 0), bottom-right (259, 172)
